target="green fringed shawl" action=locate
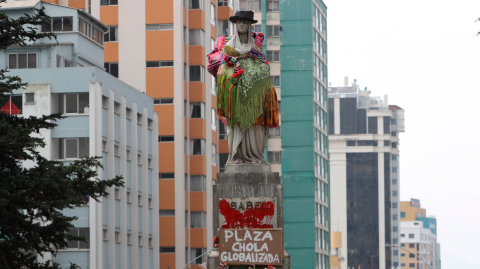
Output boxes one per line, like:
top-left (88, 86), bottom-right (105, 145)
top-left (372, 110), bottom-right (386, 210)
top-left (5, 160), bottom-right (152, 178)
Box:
top-left (216, 47), bottom-right (277, 130)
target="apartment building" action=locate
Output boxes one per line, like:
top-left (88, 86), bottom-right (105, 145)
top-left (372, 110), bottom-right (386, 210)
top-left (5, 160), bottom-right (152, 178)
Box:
top-left (0, 1), bottom-right (159, 268)
top-left (400, 199), bottom-right (440, 269)
top-left (328, 83), bottom-right (405, 269)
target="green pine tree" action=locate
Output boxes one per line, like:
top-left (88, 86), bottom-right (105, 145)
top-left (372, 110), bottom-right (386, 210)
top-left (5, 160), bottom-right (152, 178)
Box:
top-left (0, 2), bottom-right (123, 268)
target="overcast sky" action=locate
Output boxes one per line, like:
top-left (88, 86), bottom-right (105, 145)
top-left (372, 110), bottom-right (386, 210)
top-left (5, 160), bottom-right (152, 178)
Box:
top-left (323, 0), bottom-right (480, 267)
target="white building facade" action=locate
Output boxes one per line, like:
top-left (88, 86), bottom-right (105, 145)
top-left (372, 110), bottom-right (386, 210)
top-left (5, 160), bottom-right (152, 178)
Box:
top-left (328, 82), bottom-right (405, 269)
top-left (0, 1), bottom-right (159, 268)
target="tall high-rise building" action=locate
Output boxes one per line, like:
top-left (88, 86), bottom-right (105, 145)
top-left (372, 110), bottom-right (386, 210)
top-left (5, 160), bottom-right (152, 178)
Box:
top-left (80, 0), bottom-right (229, 267)
top-left (0, 1), bottom-right (159, 268)
top-left (400, 199), bottom-right (440, 269)
top-left (328, 83), bottom-right (405, 269)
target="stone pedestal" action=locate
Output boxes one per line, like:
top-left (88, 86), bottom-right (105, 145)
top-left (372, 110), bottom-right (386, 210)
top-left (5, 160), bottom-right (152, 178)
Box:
top-left (207, 164), bottom-right (290, 269)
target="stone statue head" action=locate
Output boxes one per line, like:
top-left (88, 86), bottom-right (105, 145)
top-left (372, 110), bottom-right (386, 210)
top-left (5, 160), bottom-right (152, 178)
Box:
top-left (229, 10), bottom-right (257, 34)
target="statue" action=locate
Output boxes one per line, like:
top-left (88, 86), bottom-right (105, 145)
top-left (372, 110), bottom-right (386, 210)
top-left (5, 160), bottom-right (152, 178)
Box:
top-left (207, 10), bottom-right (279, 165)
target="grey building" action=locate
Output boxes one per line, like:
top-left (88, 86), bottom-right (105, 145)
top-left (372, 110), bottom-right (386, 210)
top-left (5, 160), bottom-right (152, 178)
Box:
top-left (328, 80), bottom-right (405, 269)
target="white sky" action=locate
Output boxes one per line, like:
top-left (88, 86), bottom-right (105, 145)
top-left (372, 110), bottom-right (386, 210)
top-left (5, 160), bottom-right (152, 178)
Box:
top-left (323, 0), bottom-right (480, 267)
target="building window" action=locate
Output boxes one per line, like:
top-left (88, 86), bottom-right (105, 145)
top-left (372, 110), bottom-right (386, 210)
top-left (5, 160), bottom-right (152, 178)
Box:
top-left (392, 142), bottom-right (398, 148)
top-left (190, 139), bottom-right (206, 155)
top-left (25, 93), bottom-right (34, 103)
top-left (409, 253), bottom-right (415, 258)
top-left (212, 144), bottom-right (217, 166)
top-left (189, 0), bottom-right (203, 9)
top-left (392, 191), bottom-right (397, 196)
top-left (392, 154), bottom-right (398, 160)
top-left (160, 210), bottom-right (175, 216)
top-left (55, 138), bottom-right (89, 159)
top-left (211, 108), bottom-right (217, 130)
top-left (392, 202), bottom-right (397, 208)
top-left (266, 0), bottom-right (279, 11)
top-left (114, 188), bottom-right (120, 199)
top-left (190, 212), bottom-right (206, 228)
top-left (189, 29), bottom-right (205, 46)
top-left (267, 50), bottom-right (280, 62)
top-left (392, 167), bottom-right (397, 173)
top-left (393, 226), bottom-right (398, 232)
top-left (210, 3), bottom-right (216, 26)
top-left (218, 119), bottom-right (227, 139)
top-left (190, 102), bottom-right (205, 118)
top-left (219, 153), bottom-right (228, 172)
top-left (218, 0), bottom-right (229, 6)
top-left (400, 233), bottom-right (405, 237)
top-left (217, 20), bottom-right (232, 37)
top-left (146, 24), bottom-right (173, 31)
top-left (268, 126), bottom-right (281, 138)
top-left (392, 179), bottom-right (397, 185)
top-left (189, 66), bottom-right (205, 82)
top-left (393, 250), bottom-right (398, 256)
top-left (191, 248), bottom-right (207, 264)
top-left (409, 234), bottom-right (414, 239)
top-left (409, 263), bottom-right (415, 268)
top-left (42, 16), bottom-right (73, 32)
top-left (393, 214), bottom-right (398, 220)
top-left (346, 140), bottom-right (356, 146)
top-left (8, 53), bottom-right (37, 69)
top-left (159, 136), bottom-right (174, 142)
top-left (100, 0), bottom-right (118, 6)
top-left (268, 151), bottom-right (281, 163)
top-left (253, 24), bottom-right (262, 32)
top-left (393, 238), bottom-right (398, 244)
top-left (104, 62), bottom-right (119, 78)
top-left (104, 26), bottom-right (118, 42)
top-left (159, 173), bottom-right (175, 179)
top-left (160, 247), bottom-right (175, 253)
top-left (114, 231), bottom-right (120, 242)
top-left (270, 75), bottom-right (280, 86)
top-left (147, 61), bottom-right (174, 67)
top-left (79, 19), bottom-right (91, 37)
top-left (409, 243), bottom-right (415, 248)
top-left (266, 25), bottom-right (280, 37)
top-left (401, 253), bottom-right (405, 257)
top-left (0, 95), bottom-right (22, 115)
top-left (239, 0), bottom-right (261, 11)
top-left (56, 93), bottom-right (89, 114)
top-left (190, 175), bottom-right (206, 192)
top-left (154, 98), bottom-right (174, 104)
top-left (66, 228), bottom-right (90, 249)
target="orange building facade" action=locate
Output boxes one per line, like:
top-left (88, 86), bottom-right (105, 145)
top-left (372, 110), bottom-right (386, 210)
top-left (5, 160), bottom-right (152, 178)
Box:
top-left (41, 0), bottom-right (236, 268)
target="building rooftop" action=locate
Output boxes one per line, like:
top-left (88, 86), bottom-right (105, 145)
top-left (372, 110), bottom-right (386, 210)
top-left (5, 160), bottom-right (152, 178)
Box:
top-left (0, 0), bottom-right (40, 9)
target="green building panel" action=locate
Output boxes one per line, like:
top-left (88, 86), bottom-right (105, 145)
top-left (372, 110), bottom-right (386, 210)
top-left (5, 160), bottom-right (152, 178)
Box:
top-left (280, 0), bottom-right (315, 21)
top-left (284, 196), bottom-right (315, 223)
top-left (281, 147), bottom-right (314, 173)
top-left (280, 72), bottom-right (313, 97)
top-left (282, 175), bottom-right (315, 198)
top-left (281, 120), bottom-right (313, 146)
top-left (284, 222), bottom-right (316, 249)
top-left (285, 248), bottom-right (317, 268)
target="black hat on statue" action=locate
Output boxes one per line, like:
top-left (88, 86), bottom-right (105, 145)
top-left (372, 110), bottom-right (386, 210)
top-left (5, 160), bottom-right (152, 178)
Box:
top-left (229, 10), bottom-right (258, 24)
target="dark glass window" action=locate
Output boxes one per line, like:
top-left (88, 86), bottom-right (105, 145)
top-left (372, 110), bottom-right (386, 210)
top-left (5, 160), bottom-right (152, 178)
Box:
top-left (347, 141), bottom-right (356, 146)
top-left (384, 153), bottom-right (391, 268)
top-left (357, 109), bottom-right (367, 134)
top-left (218, 119), bottom-right (227, 139)
top-left (384, 141), bottom-right (391, 146)
top-left (66, 228), bottom-right (90, 249)
top-left (159, 173), bottom-right (175, 179)
top-left (383, 116), bottom-right (390, 134)
top-left (346, 153), bottom-right (379, 269)
top-left (158, 136), bottom-right (174, 142)
top-left (368, 117), bottom-right (377, 134)
top-left (43, 17), bottom-right (73, 32)
top-left (159, 247), bottom-right (175, 253)
top-left (392, 142), bottom-right (397, 148)
top-left (101, 0), bottom-right (118, 6)
top-left (340, 97), bottom-right (356, 134)
top-left (0, 95), bottom-right (22, 115)
top-left (219, 153), bottom-right (228, 172)
top-left (104, 62), bottom-right (119, 78)
top-left (357, 140), bottom-right (377, 146)
top-left (104, 26), bottom-right (118, 42)
top-left (328, 98), bottom-right (334, 135)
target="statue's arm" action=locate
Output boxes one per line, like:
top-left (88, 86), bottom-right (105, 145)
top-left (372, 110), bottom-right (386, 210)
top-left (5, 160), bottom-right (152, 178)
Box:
top-left (207, 37), bottom-right (225, 77)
